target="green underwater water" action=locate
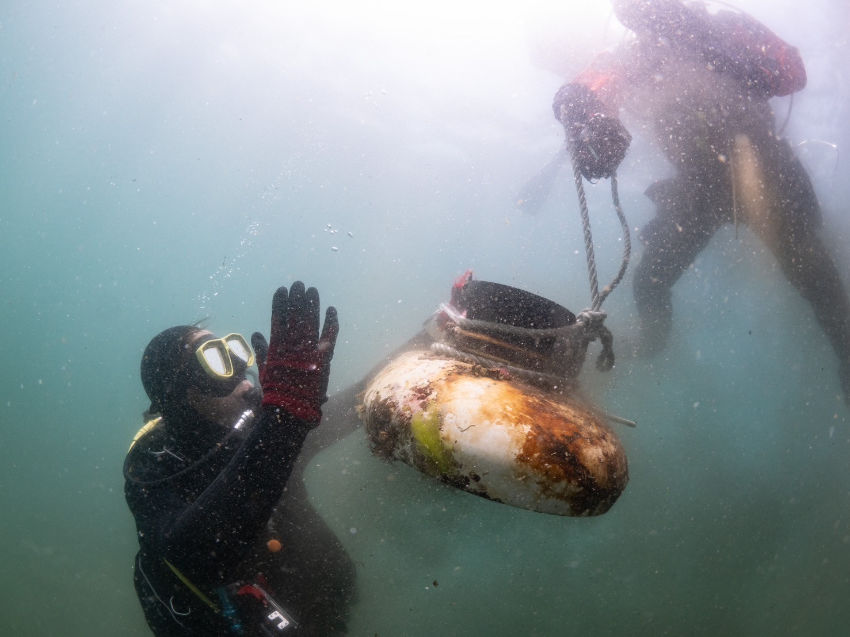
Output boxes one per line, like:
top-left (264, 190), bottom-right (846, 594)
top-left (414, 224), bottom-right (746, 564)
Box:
top-left (2, 1), bottom-right (850, 635)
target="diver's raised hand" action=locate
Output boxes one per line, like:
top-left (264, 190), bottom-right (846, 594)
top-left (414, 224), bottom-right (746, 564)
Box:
top-left (252, 282), bottom-right (339, 426)
top-left (553, 83), bottom-right (631, 181)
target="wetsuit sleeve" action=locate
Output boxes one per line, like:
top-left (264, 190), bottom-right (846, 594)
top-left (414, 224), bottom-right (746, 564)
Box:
top-left (575, 51), bottom-right (629, 114)
top-left (130, 407), bottom-right (313, 584)
top-left (612, 0), bottom-right (806, 97)
top-left (553, 50), bottom-right (628, 122)
top-left (704, 9), bottom-right (806, 96)
top-left (551, 47), bottom-right (635, 181)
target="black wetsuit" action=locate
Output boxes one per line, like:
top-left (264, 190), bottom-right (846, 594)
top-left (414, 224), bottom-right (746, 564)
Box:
top-left (625, 39), bottom-right (850, 371)
top-left (556, 2), bottom-right (850, 392)
top-left (124, 407), bottom-right (354, 635)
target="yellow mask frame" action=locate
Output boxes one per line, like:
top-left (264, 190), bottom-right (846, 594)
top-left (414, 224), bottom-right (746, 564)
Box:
top-left (194, 333), bottom-right (255, 379)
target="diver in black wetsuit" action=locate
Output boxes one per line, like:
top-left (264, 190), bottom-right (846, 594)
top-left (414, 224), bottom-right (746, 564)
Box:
top-left (124, 281), bottom-right (354, 635)
top-left (552, 0), bottom-right (850, 401)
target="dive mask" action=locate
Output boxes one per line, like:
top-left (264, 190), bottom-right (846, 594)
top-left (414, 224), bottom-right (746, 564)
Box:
top-left (195, 333), bottom-right (255, 379)
top-left (188, 333), bottom-right (255, 396)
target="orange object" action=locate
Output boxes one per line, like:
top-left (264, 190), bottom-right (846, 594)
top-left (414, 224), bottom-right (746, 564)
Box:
top-left (266, 538), bottom-right (282, 553)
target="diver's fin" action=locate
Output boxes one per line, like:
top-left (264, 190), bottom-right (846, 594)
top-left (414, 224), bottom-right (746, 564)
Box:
top-left (515, 148), bottom-right (568, 215)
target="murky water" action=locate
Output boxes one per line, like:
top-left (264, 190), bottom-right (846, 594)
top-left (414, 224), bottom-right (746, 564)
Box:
top-left (2, 1), bottom-right (849, 634)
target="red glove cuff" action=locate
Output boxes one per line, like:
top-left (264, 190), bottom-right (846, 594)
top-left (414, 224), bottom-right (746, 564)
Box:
top-left (262, 391), bottom-right (322, 425)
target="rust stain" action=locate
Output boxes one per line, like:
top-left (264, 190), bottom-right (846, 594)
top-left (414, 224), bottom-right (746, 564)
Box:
top-left (408, 380), bottom-right (434, 405)
top-left (443, 374), bottom-right (628, 516)
top-left (515, 391), bottom-right (628, 515)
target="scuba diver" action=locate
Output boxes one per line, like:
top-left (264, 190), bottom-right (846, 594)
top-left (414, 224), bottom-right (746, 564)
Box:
top-left (552, 0), bottom-right (850, 402)
top-left (124, 281), bottom-right (354, 635)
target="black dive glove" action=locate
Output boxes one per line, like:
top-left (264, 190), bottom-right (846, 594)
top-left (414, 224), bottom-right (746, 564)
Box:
top-left (553, 83), bottom-right (631, 181)
top-left (251, 281), bottom-right (338, 426)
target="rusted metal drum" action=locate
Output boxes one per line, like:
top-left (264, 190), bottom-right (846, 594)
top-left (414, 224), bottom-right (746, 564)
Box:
top-left (359, 349), bottom-right (628, 516)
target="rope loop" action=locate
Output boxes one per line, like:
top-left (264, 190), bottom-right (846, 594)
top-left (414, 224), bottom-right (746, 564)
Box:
top-left (576, 309), bottom-right (615, 372)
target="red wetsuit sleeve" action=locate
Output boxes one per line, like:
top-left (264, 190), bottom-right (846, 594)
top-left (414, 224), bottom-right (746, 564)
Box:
top-left (571, 51), bottom-right (626, 115)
